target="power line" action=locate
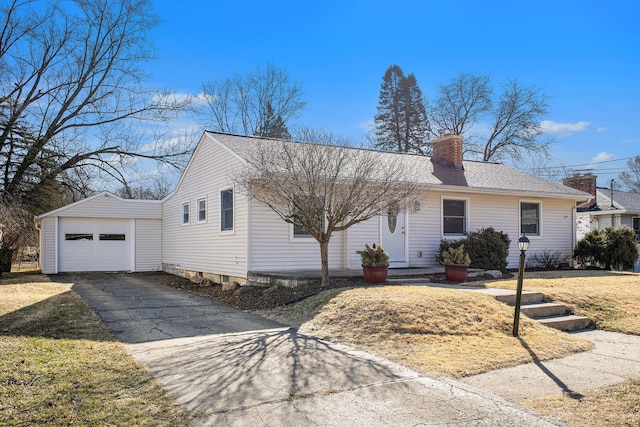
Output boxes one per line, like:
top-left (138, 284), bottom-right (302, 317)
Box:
top-left (521, 156), bottom-right (637, 172)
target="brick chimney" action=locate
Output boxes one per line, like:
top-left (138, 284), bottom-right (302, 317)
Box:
top-left (432, 134), bottom-right (463, 167)
top-left (562, 172), bottom-right (597, 209)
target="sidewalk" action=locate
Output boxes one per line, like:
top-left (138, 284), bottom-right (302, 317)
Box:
top-left (461, 329), bottom-right (640, 402)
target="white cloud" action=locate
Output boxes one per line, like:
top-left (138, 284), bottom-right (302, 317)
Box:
top-left (539, 120), bottom-right (591, 137)
top-left (591, 152), bottom-right (615, 163)
top-left (358, 119), bottom-right (374, 131)
top-left (596, 127), bottom-right (607, 133)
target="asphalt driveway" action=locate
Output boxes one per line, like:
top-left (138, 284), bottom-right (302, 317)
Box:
top-left (64, 272), bottom-right (558, 426)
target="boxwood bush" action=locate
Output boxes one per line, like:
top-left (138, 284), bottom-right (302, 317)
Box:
top-left (437, 227), bottom-right (511, 271)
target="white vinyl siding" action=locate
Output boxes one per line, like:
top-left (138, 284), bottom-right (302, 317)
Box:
top-left (43, 194), bottom-right (161, 219)
top-left (348, 217), bottom-right (380, 268)
top-left (40, 217), bottom-right (57, 274)
top-left (249, 200), bottom-right (344, 271)
top-left (135, 219), bottom-right (161, 271)
top-left (162, 134), bottom-right (248, 278)
top-left (406, 191), bottom-right (576, 269)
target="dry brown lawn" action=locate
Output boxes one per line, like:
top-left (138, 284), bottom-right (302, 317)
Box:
top-left (262, 285), bottom-right (592, 378)
top-left (481, 270), bottom-right (640, 335)
top-left (0, 274), bottom-right (190, 426)
top-left (524, 378), bottom-right (640, 427)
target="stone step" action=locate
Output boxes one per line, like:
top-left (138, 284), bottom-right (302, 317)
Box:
top-left (537, 315), bottom-right (592, 331)
top-left (494, 291), bottom-right (544, 306)
top-left (520, 302), bottom-right (568, 319)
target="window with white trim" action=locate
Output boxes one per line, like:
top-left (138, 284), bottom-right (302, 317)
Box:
top-left (220, 189), bottom-right (233, 231)
top-left (292, 196), bottom-right (325, 239)
top-left (443, 199), bottom-right (466, 235)
top-left (182, 202), bottom-right (190, 225)
top-left (197, 198), bottom-right (207, 222)
top-left (520, 202), bottom-right (540, 236)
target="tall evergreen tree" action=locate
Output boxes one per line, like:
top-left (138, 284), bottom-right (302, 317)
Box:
top-left (374, 65), bottom-right (432, 154)
top-left (255, 103), bottom-right (291, 139)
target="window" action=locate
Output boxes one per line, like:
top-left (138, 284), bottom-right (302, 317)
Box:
top-left (292, 196), bottom-right (325, 238)
top-left (182, 202), bottom-right (189, 224)
top-left (99, 234), bottom-right (125, 241)
top-left (65, 233), bottom-right (93, 241)
top-left (197, 198), bottom-right (207, 222)
top-left (220, 189), bottom-right (234, 231)
top-left (521, 202), bottom-right (540, 236)
top-left (443, 199), bottom-right (466, 235)
top-left (633, 218), bottom-right (639, 240)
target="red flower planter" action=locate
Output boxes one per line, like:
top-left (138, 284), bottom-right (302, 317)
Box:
top-left (444, 264), bottom-right (468, 283)
top-left (362, 265), bottom-right (388, 284)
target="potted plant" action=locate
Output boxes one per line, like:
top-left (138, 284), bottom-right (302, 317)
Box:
top-left (442, 244), bottom-right (471, 283)
top-left (357, 243), bottom-right (389, 284)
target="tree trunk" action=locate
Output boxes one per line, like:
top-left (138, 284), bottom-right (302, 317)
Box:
top-left (319, 240), bottom-right (330, 287)
top-left (0, 247), bottom-right (14, 275)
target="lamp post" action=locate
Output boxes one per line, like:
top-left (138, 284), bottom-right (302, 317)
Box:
top-left (512, 234), bottom-right (530, 337)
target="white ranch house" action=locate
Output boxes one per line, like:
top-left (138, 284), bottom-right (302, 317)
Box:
top-left (36, 132), bottom-right (589, 284)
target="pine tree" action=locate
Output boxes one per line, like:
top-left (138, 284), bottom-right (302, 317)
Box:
top-left (255, 103), bottom-right (291, 140)
top-left (374, 65), bottom-right (432, 154)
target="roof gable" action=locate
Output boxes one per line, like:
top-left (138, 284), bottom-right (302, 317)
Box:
top-left (37, 191), bottom-right (162, 219)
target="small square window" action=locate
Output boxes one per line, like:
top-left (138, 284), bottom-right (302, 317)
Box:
top-left (197, 198), bottom-right (207, 222)
top-left (182, 203), bottom-right (190, 224)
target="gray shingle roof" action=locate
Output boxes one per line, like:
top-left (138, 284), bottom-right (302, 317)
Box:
top-left (207, 132), bottom-right (588, 199)
top-left (595, 188), bottom-right (640, 213)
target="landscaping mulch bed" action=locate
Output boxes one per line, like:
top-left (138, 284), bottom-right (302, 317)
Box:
top-left (159, 274), bottom-right (365, 311)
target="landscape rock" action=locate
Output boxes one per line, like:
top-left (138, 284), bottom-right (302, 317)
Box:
top-left (484, 270), bottom-right (503, 279)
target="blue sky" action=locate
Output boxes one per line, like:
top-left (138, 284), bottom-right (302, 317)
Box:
top-left (148, 0), bottom-right (639, 186)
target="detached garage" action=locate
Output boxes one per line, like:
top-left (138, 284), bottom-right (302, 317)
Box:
top-left (36, 192), bottom-right (162, 274)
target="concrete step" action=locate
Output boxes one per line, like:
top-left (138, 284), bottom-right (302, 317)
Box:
top-left (537, 314), bottom-right (592, 331)
top-left (520, 302), bottom-right (568, 319)
top-left (494, 291), bottom-right (544, 305)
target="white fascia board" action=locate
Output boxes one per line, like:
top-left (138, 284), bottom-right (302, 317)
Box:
top-left (427, 184), bottom-right (591, 201)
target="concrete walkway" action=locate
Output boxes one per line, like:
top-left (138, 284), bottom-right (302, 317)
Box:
top-left (461, 329), bottom-right (640, 402)
top-left (65, 272), bottom-right (558, 426)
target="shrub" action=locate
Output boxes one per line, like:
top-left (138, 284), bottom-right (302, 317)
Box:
top-left (437, 227), bottom-right (511, 271)
top-left (527, 250), bottom-right (567, 270)
top-left (574, 227), bottom-right (639, 271)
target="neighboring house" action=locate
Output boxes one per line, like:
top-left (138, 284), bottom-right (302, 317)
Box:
top-left (37, 132), bottom-right (589, 284)
top-left (562, 173), bottom-right (640, 271)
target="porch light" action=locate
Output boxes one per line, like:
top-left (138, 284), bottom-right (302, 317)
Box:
top-left (513, 234), bottom-right (530, 337)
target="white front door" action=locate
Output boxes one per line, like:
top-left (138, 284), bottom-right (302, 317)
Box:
top-left (381, 209), bottom-right (408, 268)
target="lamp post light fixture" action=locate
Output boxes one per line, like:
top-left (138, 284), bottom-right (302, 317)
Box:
top-left (512, 234), bottom-right (530, 337)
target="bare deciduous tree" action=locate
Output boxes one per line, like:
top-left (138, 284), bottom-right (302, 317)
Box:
top-left (200, 64), bottom-right (306, 137)
top-left (235, 129), bottom-right (420, 286)
top-left (0, 0), bottom-right (192, 269)
top-left (431, 73), bottom-right (552, 162)
top-left (0, 198), bottom-right (35, 273)
top-left (618, 156), bottom-right (640, 194)
top-left (0, 0), bottom-right (191, 206)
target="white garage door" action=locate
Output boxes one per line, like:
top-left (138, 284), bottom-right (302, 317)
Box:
top-left (59, 218), bottom-right (132, 272)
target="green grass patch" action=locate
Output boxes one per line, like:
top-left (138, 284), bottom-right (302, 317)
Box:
top-left (0, 276), bottom-right (190, 426)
